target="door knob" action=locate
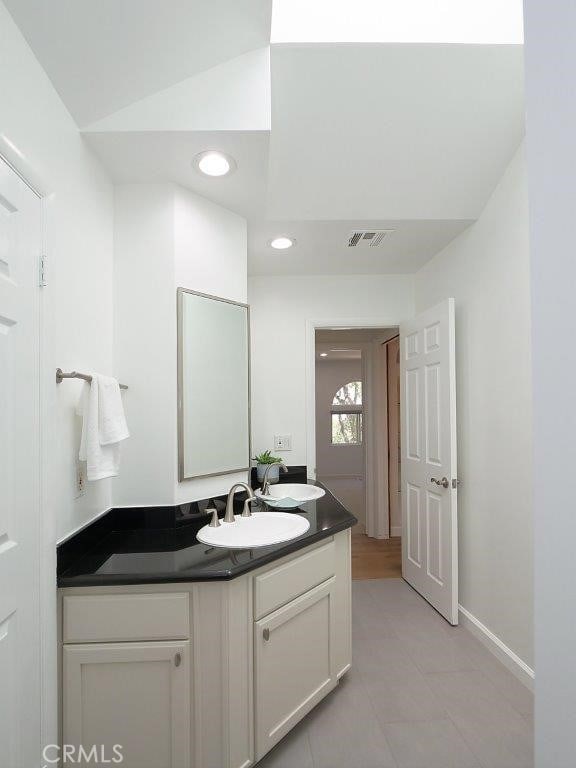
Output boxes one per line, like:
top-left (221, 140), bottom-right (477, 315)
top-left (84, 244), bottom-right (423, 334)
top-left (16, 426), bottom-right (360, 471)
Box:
top-left (430, 477), bottom-right (449, 489)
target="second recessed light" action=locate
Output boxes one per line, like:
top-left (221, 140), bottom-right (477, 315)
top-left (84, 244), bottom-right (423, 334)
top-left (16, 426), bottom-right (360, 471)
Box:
top-left (193, 150), bottom-right (236, 177)
top-left (270, 236), bottom-right (296, 250)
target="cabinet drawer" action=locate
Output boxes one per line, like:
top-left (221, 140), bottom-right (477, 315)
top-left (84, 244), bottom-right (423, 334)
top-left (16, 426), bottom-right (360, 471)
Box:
top-left (63, 593), bottom-right (189, 643)
top-left (254, 540), bottom-right (335, 620)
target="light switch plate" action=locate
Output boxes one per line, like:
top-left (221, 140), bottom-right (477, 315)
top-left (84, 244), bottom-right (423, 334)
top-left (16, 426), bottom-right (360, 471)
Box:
top-left (274, 434), bottom-right (292, 451)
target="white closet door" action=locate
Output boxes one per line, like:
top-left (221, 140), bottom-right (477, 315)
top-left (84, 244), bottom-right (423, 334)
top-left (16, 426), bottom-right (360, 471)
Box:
top-left (0, 157), bottom-right (42, 767)
top-left (400, 298), bottom-right (458, 624)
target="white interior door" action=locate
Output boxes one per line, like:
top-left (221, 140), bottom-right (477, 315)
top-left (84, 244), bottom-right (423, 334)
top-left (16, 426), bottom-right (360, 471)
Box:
top-left (400, 299), bottom-right (458, 624)
top-left (0, 157), bottom-right (42, 766)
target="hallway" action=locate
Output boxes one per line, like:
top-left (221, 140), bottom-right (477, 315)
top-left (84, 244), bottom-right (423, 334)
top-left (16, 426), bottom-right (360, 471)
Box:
top-left (259, 579), bottom-right (533, 768)
top-left (352, 534), bottom-right (402, 580)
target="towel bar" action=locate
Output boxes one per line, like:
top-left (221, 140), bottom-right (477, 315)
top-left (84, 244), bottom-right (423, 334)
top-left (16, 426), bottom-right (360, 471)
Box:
top-left (56, 368), bottom-right (128, 390)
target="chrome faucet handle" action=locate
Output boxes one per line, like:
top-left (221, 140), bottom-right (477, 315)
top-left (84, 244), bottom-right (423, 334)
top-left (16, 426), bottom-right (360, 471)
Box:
top-left (242, 497), bottom-right (257, 518)
top-left (207, 508), bottom-right (220, 528)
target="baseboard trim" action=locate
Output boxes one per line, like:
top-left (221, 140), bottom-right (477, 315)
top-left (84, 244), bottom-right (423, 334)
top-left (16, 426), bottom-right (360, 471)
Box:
top-left (458, 604), bottom-right (534, 690)
top-left (390, 525), bottom-right (402, 537)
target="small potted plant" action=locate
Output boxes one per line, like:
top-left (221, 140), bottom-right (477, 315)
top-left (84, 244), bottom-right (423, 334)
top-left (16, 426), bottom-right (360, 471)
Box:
top-left (253, 450), bottom-right (283, 484)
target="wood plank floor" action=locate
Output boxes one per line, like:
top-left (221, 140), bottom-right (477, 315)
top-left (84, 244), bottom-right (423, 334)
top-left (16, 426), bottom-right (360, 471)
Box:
top-left (352, 534), bottom-right (402, 580)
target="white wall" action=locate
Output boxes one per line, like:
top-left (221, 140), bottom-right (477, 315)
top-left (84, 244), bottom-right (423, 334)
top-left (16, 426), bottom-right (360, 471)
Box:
top-left (0, 2), bottom-right (115, 542)
top-left (174, 186), bottom-right (247, 305)
top-left (173, 186), bottom-right (248, 504)
top-left (113, 184), bottom-right (177, 505)
top-left (524, 2), bottom-right (576, 763)
top-left (415, 144), bottom-right (533, 669)
top-left (0, 0), bottom-right (115, 749)
top-left (114, 183), bottom-right (248, 507)
top-left (248, 275), bottom-right (415, 466)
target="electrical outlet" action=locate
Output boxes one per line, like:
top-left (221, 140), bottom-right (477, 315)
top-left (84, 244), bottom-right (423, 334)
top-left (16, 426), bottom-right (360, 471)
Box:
top-left (75, 462), bottom-right (86, 498)
top-left (274, 434), bottom-right (292, 451)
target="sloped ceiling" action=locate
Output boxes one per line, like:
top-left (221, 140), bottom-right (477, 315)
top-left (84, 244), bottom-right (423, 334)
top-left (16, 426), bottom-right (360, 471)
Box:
top-left (267, 45), bottom-right (524, 221)
top-left (3, 0), bottom-right (272, 126)
top-left (4, 1), bottom-right (525, 275)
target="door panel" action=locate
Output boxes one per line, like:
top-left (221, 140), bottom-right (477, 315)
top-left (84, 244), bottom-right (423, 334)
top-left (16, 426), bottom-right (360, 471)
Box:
top-left (0, 157), bottom-right (42, 767)
top-left (400, 299), bottom-right (458, 624)
top-left (254, 579), bottom-right (337, 760)
top-left (63, 641), bottom-right (191, 768)
top-left (406, 483), bottom-right (421, 566)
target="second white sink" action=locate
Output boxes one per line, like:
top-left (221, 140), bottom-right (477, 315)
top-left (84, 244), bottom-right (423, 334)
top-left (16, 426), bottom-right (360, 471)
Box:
top-left (255, 483), bottom-right (325, 509)
top-left (196, 511), bottom-right (310, 549)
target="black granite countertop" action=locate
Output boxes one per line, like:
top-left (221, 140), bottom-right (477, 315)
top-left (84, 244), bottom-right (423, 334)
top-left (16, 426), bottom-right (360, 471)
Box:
top-left (57, 481), bottom-right (357, 588)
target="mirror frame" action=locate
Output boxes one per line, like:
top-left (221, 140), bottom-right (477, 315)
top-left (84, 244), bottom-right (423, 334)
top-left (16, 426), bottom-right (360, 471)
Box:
top-left (177, 287), bottom-right (251, 481)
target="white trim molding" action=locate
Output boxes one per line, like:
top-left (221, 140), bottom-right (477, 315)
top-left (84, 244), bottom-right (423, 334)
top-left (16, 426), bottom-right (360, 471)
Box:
top-left (458, 604), bottom-right (534, 690)
top-left (390, 526), bottom-right (402, 537)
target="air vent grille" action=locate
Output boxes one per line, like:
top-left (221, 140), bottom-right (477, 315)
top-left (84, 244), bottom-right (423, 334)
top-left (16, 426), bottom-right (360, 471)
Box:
top-left (347, 229), bottom-right (394, 248)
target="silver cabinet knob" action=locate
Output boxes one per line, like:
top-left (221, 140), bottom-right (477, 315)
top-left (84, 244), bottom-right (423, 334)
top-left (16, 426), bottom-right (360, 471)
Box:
top-left (431, 477), bottom-right (450, 489)
top-left (174, 652), bottom-right (182, 667)
top-left (263, 628), bottom-right (270, 641)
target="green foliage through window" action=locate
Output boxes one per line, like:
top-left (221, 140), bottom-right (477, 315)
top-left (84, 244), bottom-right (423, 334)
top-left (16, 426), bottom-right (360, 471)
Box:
top-left (332, 381), bottom-right (362, 406)
top-left (331, 413), bottom-right (363, 445)
top-left (331, 381), bottom-right (363, 444)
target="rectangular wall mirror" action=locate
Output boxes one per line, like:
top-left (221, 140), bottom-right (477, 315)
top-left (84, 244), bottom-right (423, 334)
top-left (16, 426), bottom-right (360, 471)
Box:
top-left (177, 288), bottom-right (250, 481)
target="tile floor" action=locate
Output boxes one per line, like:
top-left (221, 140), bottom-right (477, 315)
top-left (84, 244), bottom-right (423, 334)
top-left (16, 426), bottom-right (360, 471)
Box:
top-left (258, 579), bottom-right (533, 768)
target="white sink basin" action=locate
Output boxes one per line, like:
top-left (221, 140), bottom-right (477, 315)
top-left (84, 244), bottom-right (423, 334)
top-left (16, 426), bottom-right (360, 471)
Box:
top-left (196, 511), bottom-right (310, 549)
top-left (255, 483), bottom-right (325, 509)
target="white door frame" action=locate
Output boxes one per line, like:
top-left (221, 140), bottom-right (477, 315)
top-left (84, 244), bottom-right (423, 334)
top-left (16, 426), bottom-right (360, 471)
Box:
top-left (0, 141), bottom-right (54, 754)
top-left (305, 317), bottom-right (400, 538)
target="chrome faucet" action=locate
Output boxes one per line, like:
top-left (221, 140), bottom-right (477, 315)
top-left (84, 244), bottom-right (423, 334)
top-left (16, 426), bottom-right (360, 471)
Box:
top-left (261, 461), bottom-right (288, 496)
top-left (224, 482), bottom-right (255, 523)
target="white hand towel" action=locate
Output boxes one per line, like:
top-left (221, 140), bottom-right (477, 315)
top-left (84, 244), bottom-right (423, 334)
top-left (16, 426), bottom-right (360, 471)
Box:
top-left (96, 374), bottom-right (130, 445)
top-left (78, 374), bottom-right (130, 481)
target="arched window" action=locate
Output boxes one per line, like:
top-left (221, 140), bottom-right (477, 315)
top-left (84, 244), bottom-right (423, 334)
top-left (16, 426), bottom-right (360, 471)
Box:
top-left (331, 381), bottom-right (363, 444)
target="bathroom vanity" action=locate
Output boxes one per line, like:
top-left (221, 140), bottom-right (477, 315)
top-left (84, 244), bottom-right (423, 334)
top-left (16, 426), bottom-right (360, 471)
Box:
top-left (57, 485), bottom-right (355, 768)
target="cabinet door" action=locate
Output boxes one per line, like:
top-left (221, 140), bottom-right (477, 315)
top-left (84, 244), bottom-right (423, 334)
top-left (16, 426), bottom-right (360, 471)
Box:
top-left (63, 641), bottom-right (190, 768)
top-left (254, 578), bottom-right (337, 760)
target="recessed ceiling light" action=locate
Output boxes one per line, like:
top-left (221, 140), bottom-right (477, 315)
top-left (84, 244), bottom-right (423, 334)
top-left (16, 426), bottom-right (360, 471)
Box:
top-left (270, 236), bottom-right (296, 250)
top-left (193, 150), bottom-right (236, 177)
top-left (320, 352), bottom-right (328, 357)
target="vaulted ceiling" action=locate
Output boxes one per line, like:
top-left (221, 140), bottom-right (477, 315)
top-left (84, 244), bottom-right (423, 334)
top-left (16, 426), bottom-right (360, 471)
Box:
top-left (4, 0), bottom-right (525, 275)
top-left (3, 0), bottom-right (272, 126)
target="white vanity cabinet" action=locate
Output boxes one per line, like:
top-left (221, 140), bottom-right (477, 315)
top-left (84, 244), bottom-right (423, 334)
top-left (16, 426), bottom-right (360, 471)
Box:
top-left (59, 529), bottom-right (351, 768)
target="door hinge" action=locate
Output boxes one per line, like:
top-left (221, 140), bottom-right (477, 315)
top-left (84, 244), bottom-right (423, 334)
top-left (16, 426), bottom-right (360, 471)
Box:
top-left (39, 254), bottom-right (47, 287)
